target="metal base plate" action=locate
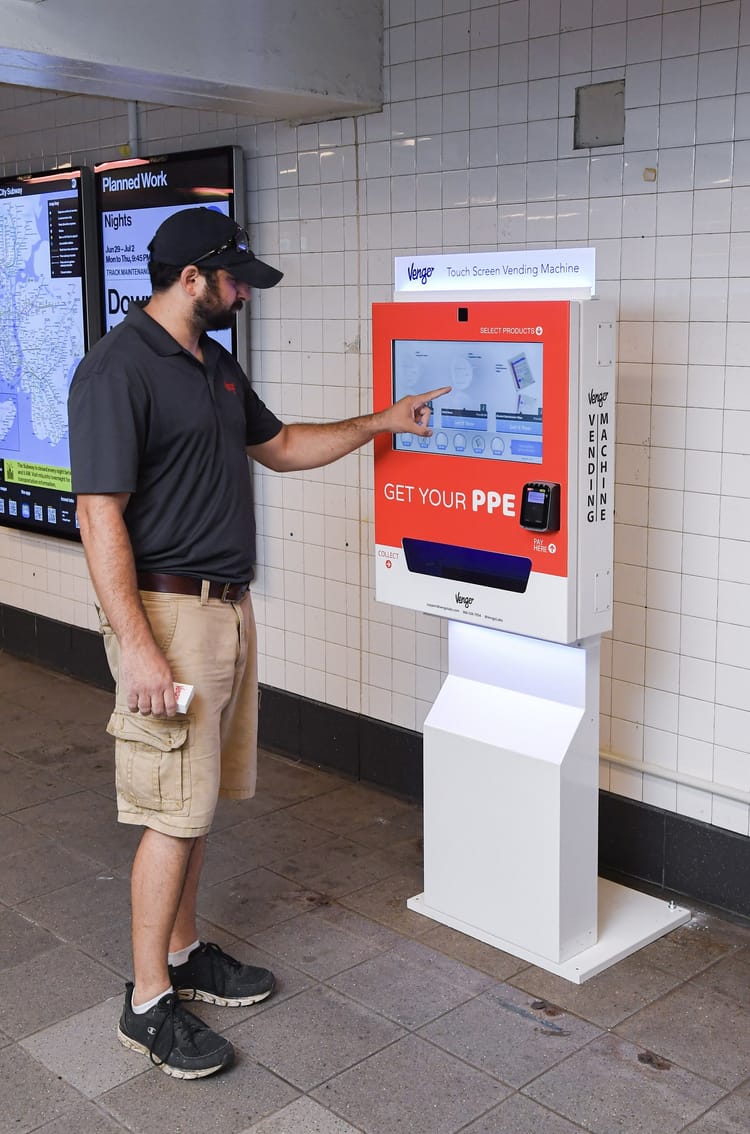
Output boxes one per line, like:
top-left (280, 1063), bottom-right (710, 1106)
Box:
top-left (407, 877), bottom-right (691, 984)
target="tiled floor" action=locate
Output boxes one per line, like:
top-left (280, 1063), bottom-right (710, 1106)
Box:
top-left (1, 650), bottom-right (749, 1134)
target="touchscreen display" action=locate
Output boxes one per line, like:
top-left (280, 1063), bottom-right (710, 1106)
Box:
top-left (393, 339), bottom-right (543, 463)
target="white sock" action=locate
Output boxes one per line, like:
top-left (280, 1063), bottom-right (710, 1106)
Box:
top-left (132, 987), bottom-right (173, 1014)
top-left (168, 939), bottom-right (201, 967)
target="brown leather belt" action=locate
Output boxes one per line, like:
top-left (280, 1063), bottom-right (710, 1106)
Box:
top-left (136, 572), bottom-right (249, 603)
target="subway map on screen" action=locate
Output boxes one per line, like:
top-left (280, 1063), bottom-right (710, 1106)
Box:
top-left (0, 171), bottom-right (89, 537)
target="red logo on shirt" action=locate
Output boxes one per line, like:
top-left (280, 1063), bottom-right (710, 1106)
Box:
top-left (224, 382), bottom-right (236, 393)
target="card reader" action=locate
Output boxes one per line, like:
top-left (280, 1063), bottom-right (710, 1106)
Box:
top-left (520, 482), bottom-right (560, 532)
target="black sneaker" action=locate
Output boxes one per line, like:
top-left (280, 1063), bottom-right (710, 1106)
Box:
top-left (117, 982), bottom-right (234, 1079)
top-left (172, 942), bottom-right (276, 1007)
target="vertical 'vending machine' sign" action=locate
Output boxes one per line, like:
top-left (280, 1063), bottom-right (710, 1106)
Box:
top-left (373, 254), bottom-right (616, 645)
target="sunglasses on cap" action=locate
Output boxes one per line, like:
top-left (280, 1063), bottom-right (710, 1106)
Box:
top-left (192, 226), bottom-right (252, 265)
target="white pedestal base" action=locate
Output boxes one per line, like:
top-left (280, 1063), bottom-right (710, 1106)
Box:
top-left (408, 877), bottom-right (691, 984)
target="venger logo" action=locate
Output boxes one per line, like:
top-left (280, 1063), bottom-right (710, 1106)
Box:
top-left (455, 592), bottom-right (474, 608)
top-left (407, 262), bottom-right (435, 285)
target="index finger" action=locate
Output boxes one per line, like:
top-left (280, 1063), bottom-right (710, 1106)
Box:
top-left (415, 386), bottom-right (452, 402)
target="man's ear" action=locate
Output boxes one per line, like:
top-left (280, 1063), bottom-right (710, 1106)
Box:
top-left (180, 264), bottom-right (203, 294)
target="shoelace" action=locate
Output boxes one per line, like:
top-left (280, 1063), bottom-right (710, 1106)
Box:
top-left (147, 994), bottom-right (206, 1066)
top-left (202, 942), bottom-right (243, 970)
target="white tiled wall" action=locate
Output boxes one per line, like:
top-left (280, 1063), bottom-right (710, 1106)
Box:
top-left (1, 0), bottom-right (749, 835)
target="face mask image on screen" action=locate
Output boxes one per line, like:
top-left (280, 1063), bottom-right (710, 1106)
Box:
top-left (392, 339), bottom-right (543, 464)
top-left (450, 354), bottom-right (475, 392)
top-left (396, 353), bottom-right (421, 392)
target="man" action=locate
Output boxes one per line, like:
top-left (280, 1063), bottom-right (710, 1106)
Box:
top-left (68, 206), bottom-right (448, 1080)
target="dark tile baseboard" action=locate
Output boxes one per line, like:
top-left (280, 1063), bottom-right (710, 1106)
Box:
top-left (1, 601), bottom-right (747, 920)
top-left (599, 792), bottom-right (750, 923)
top-left (0, 601), bottom-right (114, 690)
top-left (258, 684), bottom-right (423, 800)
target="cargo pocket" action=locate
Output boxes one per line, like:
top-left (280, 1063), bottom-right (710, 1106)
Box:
top-left (107, 711), bottom-right (189, 813)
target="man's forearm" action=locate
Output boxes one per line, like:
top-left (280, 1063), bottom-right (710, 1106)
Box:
top-left (77, 494), bottom-right (176, 715)
top-left (255, 415), bottom-right (384, 473)
top-left (76, 494), bottom-right (153, 647)
top-left (251, 386), bottom-right (450, 473)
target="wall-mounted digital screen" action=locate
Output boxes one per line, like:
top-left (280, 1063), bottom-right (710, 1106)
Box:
top-left (95, 146), bottom-right (244, 356)
top-left (392, 339), bottom-right (543, 464)
top-left (0, 166), bottom-right (99, 540)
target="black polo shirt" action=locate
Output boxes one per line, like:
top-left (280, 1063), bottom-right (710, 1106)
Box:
top-left (68, 304), bottom-right (282, 580)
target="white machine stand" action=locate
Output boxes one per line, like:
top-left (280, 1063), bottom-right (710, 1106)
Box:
top-left (407, 622), bottom-right (689, 983)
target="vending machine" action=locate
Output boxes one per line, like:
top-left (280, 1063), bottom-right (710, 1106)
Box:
top-left (373, 250), bottom-right (688, 982)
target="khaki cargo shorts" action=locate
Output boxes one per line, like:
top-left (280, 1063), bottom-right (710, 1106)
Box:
top-left (100, 589), bottom-right (258, 838)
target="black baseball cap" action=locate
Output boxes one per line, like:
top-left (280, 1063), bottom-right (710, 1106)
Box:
top-left (148, 207), bottom-right (283, 289)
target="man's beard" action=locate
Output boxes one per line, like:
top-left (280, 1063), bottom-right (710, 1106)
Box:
top-left (191, 274), bottom-right (241, 333)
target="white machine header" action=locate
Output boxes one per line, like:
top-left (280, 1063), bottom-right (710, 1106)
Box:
top-left (395, 248), bottom-right (596, 295)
